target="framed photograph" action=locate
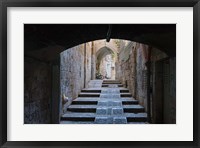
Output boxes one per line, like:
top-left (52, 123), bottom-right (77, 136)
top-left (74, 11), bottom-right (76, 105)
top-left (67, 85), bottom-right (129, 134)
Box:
top-left (1, 0), bottom-right (199, 147)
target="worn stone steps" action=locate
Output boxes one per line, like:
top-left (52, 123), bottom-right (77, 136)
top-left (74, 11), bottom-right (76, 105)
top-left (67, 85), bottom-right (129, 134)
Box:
top-left (72, 100), bottom-right (98, 105)
top-left (78, 93), bottom-right (132, 98)
top-left (125, 113), bottom-right (147, 123)
top-left (75, 97), bottom-right (135, 101)
top-left (122, 100), bottom-right (139, 105)
top-left (121, 93), bottom-right (132, 97)
top-left (60, 80), bottom-right (148, 124)
top-left (61, 112), bottom-right (147, 122)
top-left (60, 121), bottom-right (94, 124)
top-left (80, 89), bottom-right (129, 93)
top-left (67, 105), bottom-right (97, 112)
top-left (102, 84), bottom-right (123, 87)
top-left (61, 113), bottom-right (95, 121)
top-left (78, 93), bottom-right (100, 97)
top-left (81, 90), bottom-right (101, 93)
top-left (102, 82), bottom-right (122, 84)
top-left (120, 90), bottom-right (129, 93)
top-left (67, 104), bottom-right (145, 113)
top-left (103, 80), bottom-right (120, 83)
top-left (72, 100), bottom-right (138, 105)
top-left (82, 87), bottom-right (128, 90)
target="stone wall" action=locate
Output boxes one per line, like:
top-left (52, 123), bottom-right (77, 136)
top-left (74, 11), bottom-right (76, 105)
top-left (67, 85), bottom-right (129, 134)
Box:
top-left (135, 44), bottom-right (148, 111)
top-left (151, 48), bottom-right (176, 123)
top-left (60, 43), bottom-right (92, 113)
top-left (24, 42), bottom-right (93, 123)
top-left (116, 42), bottom-right (148, 110)
top-left (24, 57), bottom-right (51, 124)
top-left (116, 42), bottom-right (136, 98)
top-left (116, 41), bottom-right (176, 123)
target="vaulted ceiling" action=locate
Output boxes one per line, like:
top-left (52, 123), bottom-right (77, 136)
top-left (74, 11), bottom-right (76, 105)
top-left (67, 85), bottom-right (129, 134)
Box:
top-left (24, 24), bottom-right (176, 61)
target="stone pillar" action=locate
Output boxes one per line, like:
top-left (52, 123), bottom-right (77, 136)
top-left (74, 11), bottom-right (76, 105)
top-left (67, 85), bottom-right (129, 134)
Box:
top-left (91, 41), bottom-right (96, 80)
top-left (84, 43), bottom-right (86, 88)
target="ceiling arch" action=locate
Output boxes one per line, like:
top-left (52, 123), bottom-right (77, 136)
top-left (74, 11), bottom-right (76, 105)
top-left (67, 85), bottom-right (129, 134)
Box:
top-left (24, 24), bottom-right (176, 62)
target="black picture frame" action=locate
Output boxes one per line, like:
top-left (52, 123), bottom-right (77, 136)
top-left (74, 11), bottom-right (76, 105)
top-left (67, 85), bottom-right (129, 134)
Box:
top-left (0, 0), bottom-right (199, 148)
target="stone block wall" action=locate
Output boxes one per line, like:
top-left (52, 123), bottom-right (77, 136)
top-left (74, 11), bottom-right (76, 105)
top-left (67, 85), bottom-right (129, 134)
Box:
top-left (116, 42), bottom-right (176, 123)
top-left (135, 43), bottom-right (149, 111)
top-left (60, 45), bottom-right (84, 110)
top-left (24, 57), bottom-right (51, 124)
top-left (116, 42), bottom-right (148, 110)
top-left (24, 42), bottom-right (93, 123)
top-left (118, 47), bottom-right (136, 97)
top-left (60, 43), bottom-right (92, 113)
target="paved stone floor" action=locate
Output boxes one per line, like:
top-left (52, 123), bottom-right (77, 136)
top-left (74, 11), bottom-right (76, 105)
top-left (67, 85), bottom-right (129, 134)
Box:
top-left (61, 80), bottom-right (148, 124)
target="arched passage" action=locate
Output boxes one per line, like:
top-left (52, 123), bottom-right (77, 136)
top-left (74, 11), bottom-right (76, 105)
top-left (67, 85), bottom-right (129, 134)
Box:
top-left (95, 46), bottom-right (116, 79)
top-left (24, 24), bottom-right (176, 124)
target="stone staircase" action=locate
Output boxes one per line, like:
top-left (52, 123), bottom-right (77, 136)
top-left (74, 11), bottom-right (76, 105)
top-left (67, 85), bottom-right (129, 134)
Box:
top-left (60, 80), bottom-right (148, 124)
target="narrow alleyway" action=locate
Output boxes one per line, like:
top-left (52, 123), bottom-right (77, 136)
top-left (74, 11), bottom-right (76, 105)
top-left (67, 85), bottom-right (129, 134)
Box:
top-left (60, 80), bottom-right (147, 124)
top-left (24, 25), bottom-right (176, 124)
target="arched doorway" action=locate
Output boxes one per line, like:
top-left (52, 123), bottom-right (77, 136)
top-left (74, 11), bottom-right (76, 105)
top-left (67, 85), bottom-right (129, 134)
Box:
top-left (96, 46), bottom-right (116, 80)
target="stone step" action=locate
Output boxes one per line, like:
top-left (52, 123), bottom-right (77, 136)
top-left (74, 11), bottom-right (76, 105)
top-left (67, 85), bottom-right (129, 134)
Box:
top-left (123, 105), bottom-right (145, 113)
top-left (72, 99), bottom-right (139, 105)
top-left (78, 93), bottom-right (132, 98)
top-left (78, 93), bottom-right (100, 97)
top-left (125, 113), bottom-right (148, 122)
top-left (61, 113), bottom-right (147, 123)
top-left (67, 105), bottom-right (97, 112)
top-left (102, 84), bottom-right (123, 87)
top-left (82, 88), bottom-right (127, 91)
top-left (103, 80), bottom-right (120, 82)
top-left (81, 90), bottom-right (101, 93)
top-left (74, 98), bottom-right (100, 102)
top-left (122, 100), bottom-right (139, 105)
top-left (72, 100), bottom-right (98, 105)
top-left (60, 121), bottom-right (94, 124)
top-left (94, 116), bottom-right (127, 124)
top-left (67, 104), bottom-right (144, 113)
top-left (120, 90), bottom-right (129, 93)
top-left (61, 113), bottom-right (95, 121)
top-left (74, 97), bottom-right (138, 102)
top-left (121, 93), bottom-right (132, 97)
top-left (127, 122), bottom-right (148, 124)
top-left (102, 82), bottom-right (122, 84)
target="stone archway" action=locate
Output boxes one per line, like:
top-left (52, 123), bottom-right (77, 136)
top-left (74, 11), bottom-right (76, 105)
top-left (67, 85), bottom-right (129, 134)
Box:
top-left (95, 46), bottom-right (116, 79)
top-left (24, 24), bottom-right (176, 63)
top-left (24, 24), bottom-right (176, 124)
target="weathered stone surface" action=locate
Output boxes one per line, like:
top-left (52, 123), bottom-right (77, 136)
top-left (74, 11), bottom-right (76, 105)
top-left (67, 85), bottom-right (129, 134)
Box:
top-left (94, 117), bottom-right (108, 124)
top-left (61, 80), bottom-right (148, 124)
top-left (113, 117), bottom-right (127, 124)
top-left (24, 57), bottom-right (51, 124)
top-left (60, 44), bottom-right (93, 113)
top-left (107, 101), bottom-right (122, 106)
top-left (100, 94), bottom-right (120, 99)
top-left (96, 108), bottom-right (107, 115)
top-left (112, 108), bottom-right (123, 115)
top-left (97, 101), bottom-right (108, 106)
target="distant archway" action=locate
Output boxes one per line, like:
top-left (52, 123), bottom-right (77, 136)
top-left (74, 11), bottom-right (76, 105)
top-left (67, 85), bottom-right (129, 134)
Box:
top-left (96, 46), bottom-right (116, 79)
